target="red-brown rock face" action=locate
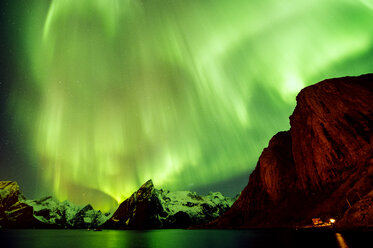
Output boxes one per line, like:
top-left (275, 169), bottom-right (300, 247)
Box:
top-left (291, 75), bottom-right (373, 195)
top-left (210, 74), bottom-right (373, 228)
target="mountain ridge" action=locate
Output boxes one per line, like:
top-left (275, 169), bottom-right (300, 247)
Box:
top-left (0, 180), bottom-right (234, 229)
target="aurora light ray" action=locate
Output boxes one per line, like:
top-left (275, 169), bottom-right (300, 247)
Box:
top-left (9, 0), bottom-right (373, 211)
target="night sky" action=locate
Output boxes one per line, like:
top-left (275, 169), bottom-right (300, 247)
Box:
top-left (1, 0), bottom-right (373, 212)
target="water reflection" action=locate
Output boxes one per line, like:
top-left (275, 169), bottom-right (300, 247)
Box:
top-left (335, 233), bottom-right (349, 248)
top-left (0, 229), bottom-right (370, 248)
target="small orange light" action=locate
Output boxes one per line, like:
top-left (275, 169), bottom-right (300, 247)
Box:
top-left (330, 218), bottom-right (336, 223)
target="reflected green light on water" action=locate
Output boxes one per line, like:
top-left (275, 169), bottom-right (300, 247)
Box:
top-left (1, 229), bottom-right (371, 248)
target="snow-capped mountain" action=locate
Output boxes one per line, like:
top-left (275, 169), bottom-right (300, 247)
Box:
top-left (1, 180), bottom-right (236, 229)
top-left (156, 189), bottom-right (235, 227)
top-left (0, 181), bottom-right (111, 229)
top-left (102, 180), bottom-right (235, 229)
top-left (25, 196), bottom-right (110, 228)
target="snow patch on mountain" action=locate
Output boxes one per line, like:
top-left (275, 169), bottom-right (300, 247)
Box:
top-left (156, 189), bottom-right (235, 224)
top-left (25, 196), bottom-right (111, 228)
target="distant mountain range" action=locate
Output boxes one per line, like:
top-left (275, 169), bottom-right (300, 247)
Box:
top-left (0, 180), bottom-right (235, 229)
top-left (0, 181), bottom-right (109, 229)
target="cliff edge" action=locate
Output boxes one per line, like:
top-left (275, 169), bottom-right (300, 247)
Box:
top-left (209, 74), bottom-right (373, 228)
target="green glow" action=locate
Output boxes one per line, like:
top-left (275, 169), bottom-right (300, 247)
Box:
top-left (12, 0), bottom-right (373, 211)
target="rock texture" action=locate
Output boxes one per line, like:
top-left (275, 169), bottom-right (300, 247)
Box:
top-left (0, 181), bottom-right (45, 228)
top-left (102, 180), bottom-right (162, 229)
top-left (209, 74), bottom-right (373, 228)
top-left (102, 180), bottom-right (235, 229)
top-left (337, 189), bottom-right (373, 228)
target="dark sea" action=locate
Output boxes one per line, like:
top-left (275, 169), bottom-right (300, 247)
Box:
top-left (0, 229), bottom-right (370, 248)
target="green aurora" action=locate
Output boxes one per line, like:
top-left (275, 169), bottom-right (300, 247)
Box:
top-left (8, 0), bottom-right (373, 211)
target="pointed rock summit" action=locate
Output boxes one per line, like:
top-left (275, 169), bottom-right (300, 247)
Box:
top-left (101, 180), bottom-right (235, 229)
top-left (102, 179), bottom-right (161, 229)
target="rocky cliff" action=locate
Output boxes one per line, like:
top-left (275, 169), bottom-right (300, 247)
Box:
top-left (102, 180), bottom-right (235, 229)
top-left (0, 181), bottom-right (45, 228)
top-left (209, 74), bottom-right (373, 228)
